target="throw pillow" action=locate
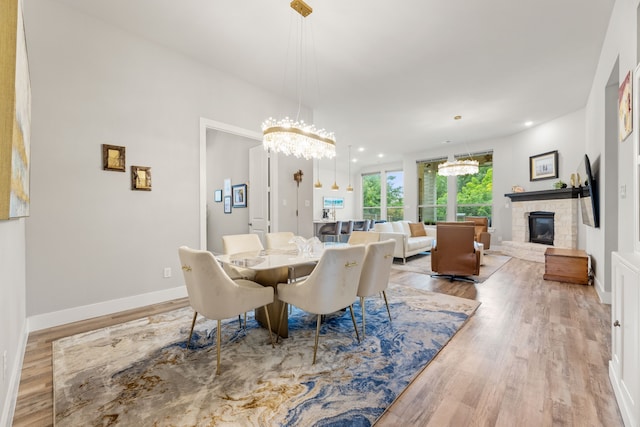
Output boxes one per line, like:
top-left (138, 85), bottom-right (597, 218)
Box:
top-left (409, 222), bottom-right (427, 237)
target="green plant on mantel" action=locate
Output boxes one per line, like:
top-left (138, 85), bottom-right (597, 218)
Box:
top-left (553, 180), bottom-right (567, 189)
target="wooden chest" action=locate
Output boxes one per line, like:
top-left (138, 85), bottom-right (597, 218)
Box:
top-left (543, 248), bottom-right (589, 285)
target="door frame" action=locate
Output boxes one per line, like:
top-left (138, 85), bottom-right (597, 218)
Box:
top-left (199, 118), bottom-right (262, 250)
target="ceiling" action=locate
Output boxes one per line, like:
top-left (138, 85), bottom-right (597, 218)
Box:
top-left (54, 0), bottom-right (614, 167)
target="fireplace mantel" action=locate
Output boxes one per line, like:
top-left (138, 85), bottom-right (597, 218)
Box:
top-left (504, 187), bottom-right (588, 202)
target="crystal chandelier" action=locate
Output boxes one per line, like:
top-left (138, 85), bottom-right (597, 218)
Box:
top-left (262, 0), bottom-right (336, 161)
top-left (438, 159), bottom-right (479, 176)
top-left (262, 118), bottom-right (336, 160)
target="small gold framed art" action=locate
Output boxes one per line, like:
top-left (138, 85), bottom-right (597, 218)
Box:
top-left (102, 144), bottom-right (126, 172)
top-left (131, 166), bottom-right (152, 191)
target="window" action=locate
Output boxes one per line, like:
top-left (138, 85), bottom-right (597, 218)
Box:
top-left (362, 170), bottom-right (404, 221)
top-left (362, 173), bottom-right (381, 220)
top-left (417, 152), bottom-right (493, 224)
top-left (456, 153), bottom-right (493, 221)
top-left (386, 170), bottom-right (404, 221)
top-left (417, 158), bottom-right (447, 224)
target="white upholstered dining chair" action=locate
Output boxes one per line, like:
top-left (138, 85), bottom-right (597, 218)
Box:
top-left (222, 233), bottom-right (264, 255)
top-left (221, 233), bottom-right (264, 281)
top-left (276, 245), bottom-right (366, 364)
top-left (178, 246), bottom-right (275, 375)
top-left (357, 239), bottom-right (396, 337)
top-left (264, 231), bottom-right (296, 251)
top-left (265, 231), bottom-right (316, 282)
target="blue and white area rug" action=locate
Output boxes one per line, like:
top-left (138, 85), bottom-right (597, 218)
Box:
top-left (53, 284), bottom-right (480, 426)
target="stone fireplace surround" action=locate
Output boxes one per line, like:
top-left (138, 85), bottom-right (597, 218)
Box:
top-left (502, 188), bottom-right (583, 263)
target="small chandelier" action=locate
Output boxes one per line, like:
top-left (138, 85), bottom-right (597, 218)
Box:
top-left (314, 158), bottom-right (322, 189)
top-left (331, 155), bottom-right (339, 191)
top-left (438, 159), bottom-right (479, 176)
top-left (262, 0), bottom-right (336, 161)
top-left (346, 145), bottom-right (353, 192)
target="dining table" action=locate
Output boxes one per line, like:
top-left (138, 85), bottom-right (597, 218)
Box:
top-left (216, 243), bottom-right (347, 337)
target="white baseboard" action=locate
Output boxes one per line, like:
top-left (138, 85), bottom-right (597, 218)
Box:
top-left (594, 276), bottom-right (611, 304)
top-left (27, 286), bottom-right (188, 332)
top-left (1, 322), bottom-right (28, 427)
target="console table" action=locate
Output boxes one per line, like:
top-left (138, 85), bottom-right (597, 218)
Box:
top-left (543, 248), bottom-right (589, 285)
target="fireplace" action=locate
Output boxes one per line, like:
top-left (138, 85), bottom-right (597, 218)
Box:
top-left (529, 211), bottom-right (554, 245)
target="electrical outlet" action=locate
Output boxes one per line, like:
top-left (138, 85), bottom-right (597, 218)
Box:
top-left (163, 267), bottom-right (171, 278)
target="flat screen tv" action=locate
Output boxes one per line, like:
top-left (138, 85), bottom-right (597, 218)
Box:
top-left (577, 154), bottom-right (599, 228)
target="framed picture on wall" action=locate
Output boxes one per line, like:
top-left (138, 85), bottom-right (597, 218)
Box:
top-left (620, 70), bottom-right (633, 142)
top-left (232, 183), bottom-right (247, 208)
top-left (529, 151), bottom-right (558, 181)
top-left (323, 197), bottom-right (344, 209)
top-left (102, 144), bottom-right (126, 172)
top-left (214, 189), bottom-right (222, 202)
top-left (131, 166), bottom-right (152, 191)
top-left (224, 196), bottom-right (232, 214)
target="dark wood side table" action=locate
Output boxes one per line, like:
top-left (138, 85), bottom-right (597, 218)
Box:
top-left (543, 248), bottom-right (589, 285)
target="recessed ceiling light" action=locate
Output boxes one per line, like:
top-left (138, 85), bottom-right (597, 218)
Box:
top-left (378, 153), bottom-right (384, 158)
top-left (525, 121), bottom-right (533, 127)
top-left (454, 115), bottom-right (462, 120)
top-left (352, 158), bottom-right (358, 163)
top-left (358, 147), bottom-right (365, 152)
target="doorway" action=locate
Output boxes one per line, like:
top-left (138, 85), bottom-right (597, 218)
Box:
top-left (199, 119), bottom-right (264, 253)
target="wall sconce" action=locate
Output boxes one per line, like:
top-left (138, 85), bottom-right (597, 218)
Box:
top-left (293, 169), bottom-right (303, 187)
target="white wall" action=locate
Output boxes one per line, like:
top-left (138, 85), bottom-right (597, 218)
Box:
top-left (583, 0), bottom-right (639, 299)
top-left (0, 220), bottom-right (27, 426)
top-left (274, 154), bottom-right (314, 238)
top-left (22, 0), bottom-right (300, 320)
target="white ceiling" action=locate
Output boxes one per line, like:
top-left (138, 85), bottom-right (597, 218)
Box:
top-left (54, 0), bottom-right (614, 167)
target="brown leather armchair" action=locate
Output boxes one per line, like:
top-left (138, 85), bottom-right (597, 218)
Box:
top-left (431, 222), bottom-right (481, 282)
top-left (466, 216), bottom-right (491, 250)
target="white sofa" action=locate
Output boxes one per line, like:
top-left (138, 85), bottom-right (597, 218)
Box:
top-left (373, 221), bottom-right (436, 263)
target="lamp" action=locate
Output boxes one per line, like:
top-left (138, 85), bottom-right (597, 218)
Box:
top-left (437, 158), bottom-right (479, 176)
top-left (331, 156), bottom-right (339, 191)
top-left (346, 145), bottom-right (353, 192)
top-left (261, 0), bottom-right (336, 161)
top-left (314, 158), bottom-right (322, 189)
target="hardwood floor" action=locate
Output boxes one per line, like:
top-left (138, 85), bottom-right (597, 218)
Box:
top-left (12, 256), bottom-right (622, 426)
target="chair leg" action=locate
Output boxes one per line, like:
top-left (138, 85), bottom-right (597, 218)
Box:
top-left (263, 304), bottom-right (275, 348)
top-left (382, 290), bottom-right (392, 323)
top-left (348, 305), bottom-right (360, 343)
top-left (276, 302), bottom-right (287, 343)
top-left (313, 314), bottom-right (322, 365)
top-left (360, 297), bottom-right (366, 338)
top-left (237, 314), bottom-right (242, 329)
top-left (215, 319), bottom-right (222, 375)
top-left (187, 311), bottom-right (198, 349)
